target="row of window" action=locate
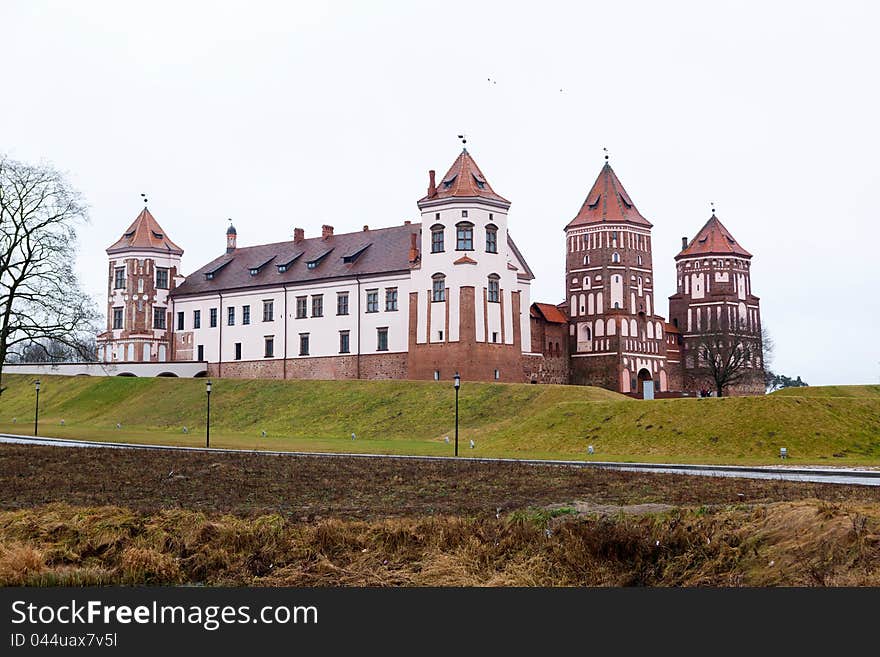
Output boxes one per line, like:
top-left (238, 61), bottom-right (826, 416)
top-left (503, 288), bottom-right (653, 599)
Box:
top-left (114, 267), bottom-right (169, 290)
top-left (112, 307), bottom-right (169, 330)
top-left (431, 274), bottom-right (500, 303)
top-left (200, 327), bottom-right (392, 362)
top-left (431, 215), bottom-right (497, 254)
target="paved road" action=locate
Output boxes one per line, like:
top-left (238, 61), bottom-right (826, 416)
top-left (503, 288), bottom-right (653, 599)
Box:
top-left (3, 433), bottom-right (880, 487)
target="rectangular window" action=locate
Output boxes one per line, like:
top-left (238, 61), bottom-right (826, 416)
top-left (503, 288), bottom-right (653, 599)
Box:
top-left (234, 342), bottom-right (242, 360)
top-left (114, 267), bottom-right (125, 289)
top-left (209, 308), bottom-right (218, 328)
top-left (312, 295), bottom-right (323, 317)
top-left (264, 336), bottom-right (274, 358)
top-left (156, 267), bottom-right (169, 289)
top-left (457, 223), bottom-right (473, 250)
top-left (431, 228), bottom-right (444, 253)
top-left (176, 311), bottom-right (184, 331)
top-left (366, 289), bottom-right (379, 313)
top-left (263, 300), bottom-right (274, 322)
top-left (438, 330), bottom-right (444, 341)
top-left (112, 307), bottom-right (124, 330)
top-left (299, 333), bottom-right (310, 356)
top-left (227, 306), bottom-right (235, 326)
top-left (377, 327), bottom-right (388, 351)
top-left (486, 227), bottom-right (498, 253)
top-left (242, 305), bottom-right (250, 325)
top-left (197, 344), bottom-right (204, 361)
top-left (339, 330), bottom-right (350, 354)
top-left (193, 310), bottom-right (201, 329)
top-left (494, 369), bottom-right (500, 380)
top-left (337, 292), bottom-right (349, 316)
top-left (296, 296), bottom-right (307, 319)
top-left (433, 370), bottom-right (440, 381)
top-left (385, 288), bottom-right (398, 311)
top-left (432, 277), bottom-right (445, 302)
top-left (153, 307), bottom-right (166, 329)
top-left (488, 278), bottom-right (500, 303)
top-left (492, 331), bottom-right (499, 343)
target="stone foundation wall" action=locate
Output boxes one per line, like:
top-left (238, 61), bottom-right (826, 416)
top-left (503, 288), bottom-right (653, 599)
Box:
top-left (208, 352), bottom-right (408, 381)
top-left (523, 354), bottom-right (569, 385)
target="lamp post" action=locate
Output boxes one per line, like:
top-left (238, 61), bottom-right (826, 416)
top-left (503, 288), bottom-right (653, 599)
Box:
top-left (33, 379), bottom-right (41, 436)
top-left (205, 380), bottom-right (212, 448)
top-left (453, 372), bottom-right (461, 457)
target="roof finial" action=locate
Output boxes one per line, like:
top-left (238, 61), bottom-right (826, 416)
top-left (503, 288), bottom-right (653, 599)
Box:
top-left (140, 192), bottom-right (148, 207)
top-left (457, 133), bottom-right (467, 151)
top-left (603, 147), bottom-right (609, 163)
top-left (710, 201), bottom-right (715, 216)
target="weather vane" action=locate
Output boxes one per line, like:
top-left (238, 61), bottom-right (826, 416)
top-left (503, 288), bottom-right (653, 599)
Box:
top-left (140, 192), bottom-right (148, 206)
top-left (457, 133), bottom-right (467, 147)
top-left (603, 147), bottom-right (609, 162)
top-left (711, 201), bottom-right (715, 215)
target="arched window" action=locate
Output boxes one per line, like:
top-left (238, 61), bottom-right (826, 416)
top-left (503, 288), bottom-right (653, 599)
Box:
top-left (432, 273), bottom-right (446, 302)
top-left (487, 274), bottom-right (500, 303)
top-left (637, 255), bottom-right (643, 266)
top-left (456, 222), bottom-right (474, 251)
top-left (612, 252), bottom-right (620, 263)
top-left (485, 224), bottom-right (498, 253)
top-left (431, 224), bottom-right (444, 253)
top-left (583, 254), bottom-right (590, 265)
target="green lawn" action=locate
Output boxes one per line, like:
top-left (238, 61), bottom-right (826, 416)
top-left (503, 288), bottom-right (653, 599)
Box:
top-left (0, 374), bottom-right (879, 465)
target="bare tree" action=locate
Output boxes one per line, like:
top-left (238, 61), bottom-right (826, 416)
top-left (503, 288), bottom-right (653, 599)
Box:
top-left (0, 155), bottom-right (99, 394)
top-left (692, 312), bottom-right (763, 397)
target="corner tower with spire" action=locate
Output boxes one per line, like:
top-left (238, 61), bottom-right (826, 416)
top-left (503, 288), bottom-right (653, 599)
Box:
top-left (96, 204), bottom-right (184, 365)
top-left (668, 212), bottom-right (764, 395)
top-left (407, 146), bottom-right (534, 382)
top-left (563, 158), bottom-right (670, 395)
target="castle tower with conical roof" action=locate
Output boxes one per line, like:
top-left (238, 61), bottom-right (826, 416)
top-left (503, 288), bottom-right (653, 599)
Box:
top-left (668, 213), bottom-right (764, 395)
top-left (407, 147), bottom-right (534, 382)
top-left (96, 206), bottom-right (184, 364)
top-left (564, 160), bottom-right (670, 395)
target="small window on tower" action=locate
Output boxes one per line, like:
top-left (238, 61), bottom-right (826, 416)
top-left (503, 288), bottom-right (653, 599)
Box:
top-left (612, 252), bottom-right (620, 263)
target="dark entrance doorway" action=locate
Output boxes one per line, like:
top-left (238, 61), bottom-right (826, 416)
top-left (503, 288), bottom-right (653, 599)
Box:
top-left (637, 368), bottom-right (653, 399)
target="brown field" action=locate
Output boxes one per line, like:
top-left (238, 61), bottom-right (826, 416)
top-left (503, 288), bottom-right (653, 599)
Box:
top-left (2, 445), bottom-right (880, 586)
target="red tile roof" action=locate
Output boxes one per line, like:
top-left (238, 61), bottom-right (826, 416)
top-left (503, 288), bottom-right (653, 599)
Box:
top-left (677, 214), bottom-right (752, 259)
top-left (566, 163), bottom-right (652, 229)
top-left (107, 207), bottom-right (184, 255)
top-left (531, 302), bottom-right (568, 324)
top-left (418, 149), bottom-right (510, 207)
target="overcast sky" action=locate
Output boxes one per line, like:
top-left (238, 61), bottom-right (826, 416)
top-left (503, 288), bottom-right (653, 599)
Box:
top-left (3, 1), bottom-right (878, 385)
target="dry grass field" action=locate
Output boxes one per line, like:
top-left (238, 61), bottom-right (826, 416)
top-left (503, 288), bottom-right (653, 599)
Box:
top-left (2, 445), bottom-right (880, 586)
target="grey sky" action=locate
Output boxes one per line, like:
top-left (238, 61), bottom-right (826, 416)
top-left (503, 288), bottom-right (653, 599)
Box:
top-left (3, 1), bottom-right (877, 385)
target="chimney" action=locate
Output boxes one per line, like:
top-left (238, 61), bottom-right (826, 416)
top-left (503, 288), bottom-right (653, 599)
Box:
top-left (363, 225), bottom-right (369, 231)
top-left (293, 227), bottom-right (304, 243)
top-left (427, 170), bottom-right (436, 197)
top-left (404, 220), bottom-right (411, 225)
top-left (681, 236), bottom-right (688, 250)
top-left (322, 224), bottom-right (334, 240)
top-left (408, 232), bottom-right (419, 264)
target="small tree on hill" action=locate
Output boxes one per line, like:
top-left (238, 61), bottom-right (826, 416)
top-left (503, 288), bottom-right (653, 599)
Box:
top-left (693, 313), bottom-right (763, 397)
top-left (0, 155), bottom-right (98, 395)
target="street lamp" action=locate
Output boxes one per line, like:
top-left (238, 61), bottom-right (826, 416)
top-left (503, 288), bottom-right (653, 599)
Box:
top-left (453, 372), bottom-right (461, 457)
top-left (33, 380), bottom-right (41, 436)
top-left (205, 380), bottom-right (212, 448)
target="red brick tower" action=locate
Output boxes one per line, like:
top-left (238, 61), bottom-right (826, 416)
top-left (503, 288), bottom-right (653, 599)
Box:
top-left (564, 159), bottom-right (671, 395)
top-left (668, 213), bottom-right (764, 395)
top-left (96, 206), bottom-right (184, 364)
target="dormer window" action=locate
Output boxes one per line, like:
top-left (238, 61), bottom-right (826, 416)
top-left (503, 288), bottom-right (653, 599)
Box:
top-left (442, 175), bottom-right (456, 189)
top-left (151, 231), bottom-right (163, 239)
top-left (248, 256), bottom-right (275, 277)
top-left (305, 248), bottom-right (333, 270)
top-left (276, 252), bottom-right (302, 273)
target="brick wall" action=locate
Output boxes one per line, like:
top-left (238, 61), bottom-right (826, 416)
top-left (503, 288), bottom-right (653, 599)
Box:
top-left (207, 353), bottom-right (408, 381)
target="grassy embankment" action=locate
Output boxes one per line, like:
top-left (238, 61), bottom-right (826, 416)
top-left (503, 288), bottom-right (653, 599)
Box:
top-left (0, 374), bottom-right (878, 464)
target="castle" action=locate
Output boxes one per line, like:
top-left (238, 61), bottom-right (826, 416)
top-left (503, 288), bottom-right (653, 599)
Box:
top-left (96, 148), bottom-right (764, 396)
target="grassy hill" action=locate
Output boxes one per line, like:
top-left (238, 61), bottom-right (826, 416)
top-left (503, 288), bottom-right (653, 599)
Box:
top-left (0, 374), bottom-right (879, 464)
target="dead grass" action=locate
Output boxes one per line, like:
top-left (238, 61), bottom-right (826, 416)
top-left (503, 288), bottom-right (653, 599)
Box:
top-left (4, 445), bottom-right (880, 522)
top-left (2, 501), bottom-right (880, 586)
